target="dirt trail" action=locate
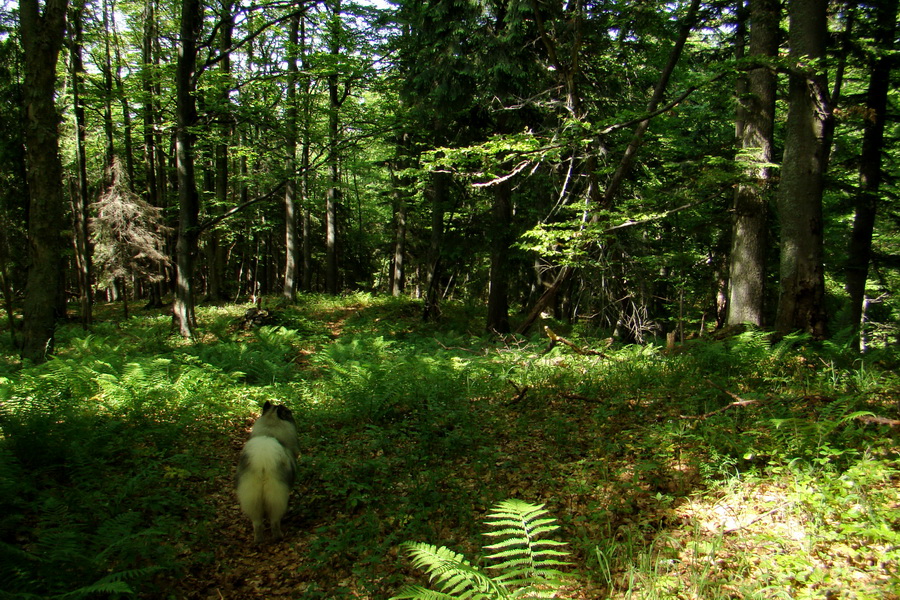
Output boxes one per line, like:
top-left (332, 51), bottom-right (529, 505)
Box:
top-left (164, 430), bottom-right (353, 600)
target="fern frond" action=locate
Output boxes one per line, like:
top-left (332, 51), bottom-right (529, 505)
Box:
top-left (399, 542), bottom-right (505, 600)
top-left (394, 500), bottom-right (569, 600)
top-left (482, 500), bottom-right (569, 593)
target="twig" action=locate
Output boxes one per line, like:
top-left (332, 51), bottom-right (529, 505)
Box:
top-left (704, 378), bottom-right (749, 403)
top-left (562, 393), bottom-right (601, 403)
top-left (433, 338), bottom-right (480, 354)
top-left (721, 503), bottom-right (788, 534)
top-left (508, 380), bottom-right (529, 404)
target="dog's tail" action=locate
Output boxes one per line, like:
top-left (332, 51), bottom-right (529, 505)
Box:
top-left (236, 436), bottom-right (295, 542)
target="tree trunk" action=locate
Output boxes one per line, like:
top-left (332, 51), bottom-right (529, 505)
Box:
top-left (101, 0), bottom-right (115, 179)
top-left (325, 0), bottom-right (343, 295)
top-left (391, 182), bottom-right (407, 297)
top-left (774, 0), bottom-right (830, 337)
top-left (20, 0), bottom-right (69, 362)
top-left (69, 2), bottom-right (93, 328)
top-left (173, 0), bottom-right (202, 337)
top-left (486, 180), bottom-right (512, 333)
top-left (300, 13), bottom-right (313, 293)
top-left (207, 0), bottom-right (233, 303)
top-left (423, 171), bottom-right (450, 321)
top-left (283, 11), bottom-right (301, 302)
top-left (845, 0), bottom-right (898, 351)
top-left (726, 0), bottom-right (778, 327)
top-left (141, 0), bottom-right (167, 309)
top-left (390, 133), bottom-right (411, 297)
top-left (110, 0), bottom-right (136, 190)
top-left (599, 0), bottom-right (701, 210)
top-left (516, 0), bottom-right (701, 336)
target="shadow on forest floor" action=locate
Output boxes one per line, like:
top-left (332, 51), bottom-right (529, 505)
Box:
top-left (2, 296), bottom-right (898, 599)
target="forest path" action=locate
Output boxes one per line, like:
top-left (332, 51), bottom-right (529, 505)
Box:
top-left (164, 422), bottom-right (370, 599)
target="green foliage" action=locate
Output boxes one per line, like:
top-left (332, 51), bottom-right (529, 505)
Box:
top-left (0, 319), bottom-right (245, 598)
top-left (1, 297), bottom-right (898, 599)
top-left (393, 500), bottom-right (569, 600)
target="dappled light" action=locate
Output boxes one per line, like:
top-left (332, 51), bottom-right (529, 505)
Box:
top-left (1, 297), bottom-right (897, 598)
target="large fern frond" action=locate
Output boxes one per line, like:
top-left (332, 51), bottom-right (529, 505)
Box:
top-left (393, 500), bottom-right (569, 600)
top-left (483, 500), bottom-right (569, 598)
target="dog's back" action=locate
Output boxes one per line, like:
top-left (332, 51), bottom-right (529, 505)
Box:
top-left (236, 401), bottom-right (300, 543)
top-left (236, 435), bottom-right (296, 543)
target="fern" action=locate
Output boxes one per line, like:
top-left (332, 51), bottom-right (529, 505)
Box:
top-left (483, 500), bottom-right (569, 597)
top-left (395, 544), bottom-right (505, 600)
top-left (393, 500), bottom-right (569, 600)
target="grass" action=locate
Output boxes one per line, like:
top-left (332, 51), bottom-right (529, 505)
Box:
top-left (0, 293), bottom-right (898, 599)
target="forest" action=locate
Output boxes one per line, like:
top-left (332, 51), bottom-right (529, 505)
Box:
top-left (1, 0), bottom-right (899, 597)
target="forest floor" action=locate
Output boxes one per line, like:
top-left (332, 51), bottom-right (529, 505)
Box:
top-left (2, 295), bottom-right (899, 599)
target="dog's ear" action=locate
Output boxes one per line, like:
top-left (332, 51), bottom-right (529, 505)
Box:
top-left (276, 405), bottom-right (295, 423)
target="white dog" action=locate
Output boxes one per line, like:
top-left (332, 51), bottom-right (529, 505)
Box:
top-left (235, 402), bottom-right (299, 543)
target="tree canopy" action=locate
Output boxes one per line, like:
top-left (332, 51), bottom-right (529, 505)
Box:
top-left (1, 0), bottom-right (898, 352)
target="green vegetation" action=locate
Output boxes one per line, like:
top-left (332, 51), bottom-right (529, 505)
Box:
top-left (393, 499), bottom-right (569, 600)
top-left (0, 295), bottom-right (898, 599)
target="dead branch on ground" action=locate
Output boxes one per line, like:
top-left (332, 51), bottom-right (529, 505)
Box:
top-left (542, 326), bottom-right (607, 357)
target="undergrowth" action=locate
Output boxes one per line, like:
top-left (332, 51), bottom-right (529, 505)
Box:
top-left (0, 295), bottom-right (897, 598)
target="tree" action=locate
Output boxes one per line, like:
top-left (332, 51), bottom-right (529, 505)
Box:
top-left (726, 0), bottom-right (778, 327)
top-left (173, 0), bottom-right (203, 338)
top-left (774, 0), bottom-right (830, 337)
top-left (140, 0), bottom-right (169, 310)
top-left (844, 0), bottom-right (899, 351)
top-left (91, 158), bottom-right (170, 319)
top-left (69, 0), bottom-right (93, 328)
top-left (325, 0), bottom-right (343, 295)
top-left (283, 10), bottom-right (302, 302)
top-left (19, 0), bottom-right (69, 362)
top-left (0, 28), bottom-right (25, 347)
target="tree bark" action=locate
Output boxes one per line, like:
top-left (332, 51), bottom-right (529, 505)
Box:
top-left (69, 1), bottom-right (93, 328)
top-left (325, 0), bottom-right (342, 295)
top-left (599, 0), bottom-right (701, 210)
top-left (726, 0), bottom-right (778, 327)
top-left (110, 0), bottom-right (136, 189)
top-left (173, 0), bottom-right (202, 337)
top-left (207, 0), bottom-right (234, 303)
top-left (391, 185), bottom-right (407, 297)
top-left (844, 0), bottom-right (898, 351)
top-left (423, 171), bottom-right (450, 321)
top-left (283, 11), bottom-right (301, 302)
top-left (486, 180), bottom-right (512, 333)
top-left (300, 15), bottom-right (313, 293)
top-left (20, 0), bottom-right (69, 362)
top-left (774, 0), bottom-right (830, 337)
top-left (141, 0), bottom-right (167, 309)
top-left (390, 133), bottom-right (411, 297)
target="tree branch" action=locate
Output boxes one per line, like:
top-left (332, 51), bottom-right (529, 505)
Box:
top-left (198, 180), bottom-right (286, 233)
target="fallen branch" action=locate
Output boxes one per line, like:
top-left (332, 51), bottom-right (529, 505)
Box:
top-left (679, 379), bottom-right (762, 420)
top-left (542, 326), bottom-right (607, 357)
top-left (856, 414), bottom-right (900, 427)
